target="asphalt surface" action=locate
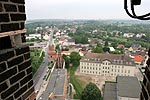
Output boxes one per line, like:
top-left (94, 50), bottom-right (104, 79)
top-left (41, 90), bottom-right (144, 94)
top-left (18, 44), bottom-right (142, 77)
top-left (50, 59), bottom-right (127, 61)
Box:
top-left (33, 54), bottom-right (49, 91)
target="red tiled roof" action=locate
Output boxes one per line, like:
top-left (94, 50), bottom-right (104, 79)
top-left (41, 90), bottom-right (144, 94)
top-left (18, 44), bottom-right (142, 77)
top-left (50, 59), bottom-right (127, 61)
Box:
top-left (134, 55), bottom-right (143, 63)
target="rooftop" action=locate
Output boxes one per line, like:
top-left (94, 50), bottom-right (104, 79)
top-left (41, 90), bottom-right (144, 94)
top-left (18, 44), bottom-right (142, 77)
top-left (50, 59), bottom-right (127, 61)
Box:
top-left (38, 69), bottom-right (67, 100)
top-left (103, 82), bottom-right (117, 100)
top-left (117, 76), bottom-right (141, 98)
top-left (81, 52), bottom-right (135, 66)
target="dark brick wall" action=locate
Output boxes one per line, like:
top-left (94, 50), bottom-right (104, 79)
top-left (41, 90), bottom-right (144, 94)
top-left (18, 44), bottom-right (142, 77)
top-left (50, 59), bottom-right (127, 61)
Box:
top-left (0, 45), bottom-right (35, 100)
top-left (0, 0), bottom-right (26, 33)
top-left (0, 0), bottom-right (35, 100)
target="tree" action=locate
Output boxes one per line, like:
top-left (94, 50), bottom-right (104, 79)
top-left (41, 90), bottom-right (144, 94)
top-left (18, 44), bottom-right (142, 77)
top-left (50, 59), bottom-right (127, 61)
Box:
top-left (92, 46), bottom-right (103, 53)
top-left (81, 82), bottom-right (102, 100)
top-left (70, 52), bottom-right (81, 67)
top-left (104, 41), bottom-right (109, 47)
top-left (62, 54), bottom-right (70, 68)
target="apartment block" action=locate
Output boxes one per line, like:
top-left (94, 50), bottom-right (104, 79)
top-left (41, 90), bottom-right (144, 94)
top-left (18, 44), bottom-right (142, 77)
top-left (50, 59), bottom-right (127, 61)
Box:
top-left (80, 53), bottom-right (136, 77)
top-left (0, 0), bottom-right (35, 100)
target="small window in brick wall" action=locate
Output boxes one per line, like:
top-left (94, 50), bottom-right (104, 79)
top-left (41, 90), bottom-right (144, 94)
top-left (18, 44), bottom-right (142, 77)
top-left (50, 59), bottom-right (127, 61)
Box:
top-left (0, 36), bottom-right (12, 50)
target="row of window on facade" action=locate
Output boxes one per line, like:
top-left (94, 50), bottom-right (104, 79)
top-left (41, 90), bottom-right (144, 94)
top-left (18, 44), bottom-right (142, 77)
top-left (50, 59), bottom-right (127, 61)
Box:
top-left (81, 65), bottom-right (126, 71)
top-left (81, 70), bottom-right (130, 76)
top-left (81, 63), bottom-right (125, 68)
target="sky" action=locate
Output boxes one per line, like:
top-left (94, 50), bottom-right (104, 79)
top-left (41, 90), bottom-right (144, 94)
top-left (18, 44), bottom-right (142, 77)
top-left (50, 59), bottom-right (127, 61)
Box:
top-left (25, 0), bottom-right (150, 20)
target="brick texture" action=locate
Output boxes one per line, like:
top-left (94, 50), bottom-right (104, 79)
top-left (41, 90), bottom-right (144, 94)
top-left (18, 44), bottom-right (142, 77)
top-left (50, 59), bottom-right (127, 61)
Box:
top-left (0, 0), bottom-right (35, 99)
top-left (1, 23), bottom-right (20, 33)
top-left (0, 67), bottom-right (17, 83)
top-left (0, 36), bottom-right (12, 50)
top-left (10, 0), bottom-right (25, 4)
top-left (0, 14), bottom-right (10, 22)
top-left (14, 85), bottom-right (27, 99)
top-left (9, 71), bottom-right (25, 85)
top-left (7, 56), bottom-right (24, 68)
top-left (4, 4), bottom-right (17, 12)
top-left (15, 46), bottom-right (29, 56)
top-left (22, 87), bottom-right (34, 100)
top-left (0, 82), bottom-right (8, 92)
top-left (0, 62), bottom-right (7, 73)
top-left (24, 52), bottom-right (30, 60)
top-left (20, 73), bottom-right (32, 86)
top-left (0, 3), bottom-right (3, 12)
top-left (1, 83), bottom-right (19, 99)
top-left (0, 50), bottom-right (14, 62)
top-left (10, 14), bottom-right (26, 21)
top-left (5, 96), bottom-right (14, 100)
top-left (18, 5), bottom-right (25, 12)
top-left (18, 60), bottom-right (31, 72)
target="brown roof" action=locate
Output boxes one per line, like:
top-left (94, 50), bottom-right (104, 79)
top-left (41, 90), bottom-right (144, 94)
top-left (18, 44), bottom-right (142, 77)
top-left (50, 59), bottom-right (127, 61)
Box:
top-left (81, 53), bottom-right (135, 66)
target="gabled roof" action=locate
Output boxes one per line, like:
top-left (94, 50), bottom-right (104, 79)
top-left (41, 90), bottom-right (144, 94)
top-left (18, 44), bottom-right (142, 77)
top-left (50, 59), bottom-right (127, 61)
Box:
top-left (81, 53), bottom-right (135, 66)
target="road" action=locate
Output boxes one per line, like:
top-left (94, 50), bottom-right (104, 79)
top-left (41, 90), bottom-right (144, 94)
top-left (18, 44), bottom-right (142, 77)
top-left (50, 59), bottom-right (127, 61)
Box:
top-left (33, 37), bottom-right (50, 92)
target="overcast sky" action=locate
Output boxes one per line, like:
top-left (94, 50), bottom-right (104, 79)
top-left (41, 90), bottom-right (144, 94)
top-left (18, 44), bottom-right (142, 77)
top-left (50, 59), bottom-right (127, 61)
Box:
top-left (25, 0), bottom-right (150, 20)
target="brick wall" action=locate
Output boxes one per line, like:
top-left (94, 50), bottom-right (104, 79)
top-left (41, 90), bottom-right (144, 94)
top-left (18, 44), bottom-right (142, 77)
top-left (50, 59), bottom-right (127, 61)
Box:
top-left (0, 0), bottom-right (35, 100)
top-left (0, 0), bottom-right (26, 33)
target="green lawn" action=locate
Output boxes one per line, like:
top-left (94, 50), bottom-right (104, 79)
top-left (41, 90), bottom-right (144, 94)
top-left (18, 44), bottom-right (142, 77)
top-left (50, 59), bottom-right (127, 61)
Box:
top-left (30, 49), bottom-right (44, 75)
top-left (69, 66), bottom-right (84, 99)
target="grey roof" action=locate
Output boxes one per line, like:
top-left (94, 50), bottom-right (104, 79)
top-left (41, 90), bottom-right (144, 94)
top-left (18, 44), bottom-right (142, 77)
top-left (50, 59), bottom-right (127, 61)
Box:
top-left (103, 82), bottom-right (117, 100)
top-left (81, 53), bottom-right (135, 66)
top-left (117, 76), bottom-right (141, 98)
top-left (38, 69), bottom-right (67, 100)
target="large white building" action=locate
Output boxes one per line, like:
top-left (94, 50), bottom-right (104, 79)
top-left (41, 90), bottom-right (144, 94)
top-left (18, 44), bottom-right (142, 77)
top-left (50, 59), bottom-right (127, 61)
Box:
top-left (80, 53), bottom-right (136, 77)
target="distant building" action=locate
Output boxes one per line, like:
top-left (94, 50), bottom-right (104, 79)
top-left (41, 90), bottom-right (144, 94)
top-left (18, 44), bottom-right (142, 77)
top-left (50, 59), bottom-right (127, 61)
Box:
top-left (109, 47), bottom-right (115, 52)
top-left (131, 51), bottom-right (146, 64)
top-left (26, 34), bottom-right (41, 40)
top-left (123, 33), bottom-right (135, 38)
top-left (117, 44), bottom-right (125, 49)
top-left (129, 44), bottom-right (142, 52)
top-left (80, 53), bottom-right (136, 77)
top-left (59, 37), bottom-right (75, 46)
top-left (103, 76), bottom-right (141, 100)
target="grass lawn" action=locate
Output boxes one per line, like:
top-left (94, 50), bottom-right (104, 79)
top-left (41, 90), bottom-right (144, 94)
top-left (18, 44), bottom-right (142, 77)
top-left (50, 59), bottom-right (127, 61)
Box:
top-left (69, 66), bottom-right (85, 99)
top-left (30, 49), bottom-right (44, 75)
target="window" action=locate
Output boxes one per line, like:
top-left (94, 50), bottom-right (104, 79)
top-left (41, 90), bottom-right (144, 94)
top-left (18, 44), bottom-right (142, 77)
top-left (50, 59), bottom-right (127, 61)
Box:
top-left (128, 70), bottom-right (130, 73)
top-left (125, 70), bottom-right (127, 73)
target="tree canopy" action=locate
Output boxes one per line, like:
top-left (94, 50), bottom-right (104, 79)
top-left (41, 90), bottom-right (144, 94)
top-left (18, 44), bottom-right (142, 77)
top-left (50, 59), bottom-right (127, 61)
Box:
top-left (81, 82), bottom-right (102, 100)
top-left (70, 52), bottom-right (81, 67)
top-left (92, 46), bottom-right (104, 53)
top-left (62, 54), bottom-right (70, 68)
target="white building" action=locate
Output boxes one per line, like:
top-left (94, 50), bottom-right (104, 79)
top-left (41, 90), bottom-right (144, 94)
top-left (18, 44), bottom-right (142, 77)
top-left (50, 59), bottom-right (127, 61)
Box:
top-left (80, 53), bottom-right (136, 77)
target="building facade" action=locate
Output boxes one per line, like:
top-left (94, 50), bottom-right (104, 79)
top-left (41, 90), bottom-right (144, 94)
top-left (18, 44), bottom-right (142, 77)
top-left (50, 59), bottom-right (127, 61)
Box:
top-left (140, 49), bottom-right (150, 100)
top-left (0, 0), bottom-right (35, 100)
top-left (80, 53), bottom-right (136, 77)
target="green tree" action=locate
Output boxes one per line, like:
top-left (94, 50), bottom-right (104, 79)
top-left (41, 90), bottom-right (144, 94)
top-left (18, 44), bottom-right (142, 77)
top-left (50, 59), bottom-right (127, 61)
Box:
top-left (81, 82), bottom-right (102, 100)
top-left (70, 52), bottom-right (81, 67)
top-left (92, 46), bottom-right (104, 53)
top-left (62, 54), bottom-right (70, 68)
top-left (103, 47), bottom-right (110, 52)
